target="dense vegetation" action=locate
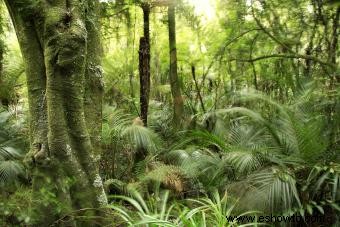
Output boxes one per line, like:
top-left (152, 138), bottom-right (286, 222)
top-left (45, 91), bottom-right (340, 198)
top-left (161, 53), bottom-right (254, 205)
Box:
top-left (0, 0), bottom-right (339, 226)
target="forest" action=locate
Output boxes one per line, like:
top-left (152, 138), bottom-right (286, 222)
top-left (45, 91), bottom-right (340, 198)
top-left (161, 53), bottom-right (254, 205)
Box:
top-left (0, 0), bottom-right (339, 226)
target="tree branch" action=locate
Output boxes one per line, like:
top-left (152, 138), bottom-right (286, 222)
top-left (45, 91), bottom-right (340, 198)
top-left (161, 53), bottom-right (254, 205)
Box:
top-left (229, 54), bottom-right (336, 69)
top-left (250, 0), bottom-right (294, 54)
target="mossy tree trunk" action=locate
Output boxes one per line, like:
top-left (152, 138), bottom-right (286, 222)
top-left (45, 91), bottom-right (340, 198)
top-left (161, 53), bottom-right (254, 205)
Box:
top-left (139, 2), bottom-right (151, 127)
top-left (168, 3), bottom-right (184, 125)
top-left (4, 0), bottom-right (107, 225)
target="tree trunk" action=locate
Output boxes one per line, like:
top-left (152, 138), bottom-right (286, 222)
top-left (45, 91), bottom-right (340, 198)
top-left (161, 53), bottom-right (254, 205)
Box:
top-left (250, 35), bottom-right (259, 90)
top-left (327, 6), bottom-right (339, 153)
top-left (0, 6), bottom-right (4, 107)
top-left (4, 0), bottom-right (107, 225)
top-left (0, 39), bottom-right (3, 106)
top-left (330, 6), bottom-right (339, 83)
top-left (168, 4), bottom-right (184, 125)
top-left (139, 3), bottom-right (151, 126)
top-left (125, 9), bottom-right (136, 101)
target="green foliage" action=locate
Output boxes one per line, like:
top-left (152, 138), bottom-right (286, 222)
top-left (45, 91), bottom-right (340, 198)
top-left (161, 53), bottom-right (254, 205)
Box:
top-left (102, 106), bottom-right (161, 153)
top-left (0, 108), bottom-right (26, 185)
top-left (163, 88), bottom-right (339, 218)
top-left (1, 0), bottom-right (339, 225)
top-left (123, 124), bottom-right (160, 153)
top-left (0, 46), bottom-right (25, 107)
top-left (0, 187), bottom-right (32, 226)
top-left (304, 164), bottom-right (340, 203)
top-left (101, 106), bottom-right (163, 180)
top-left (101, 85), bottom-right (339, 225)
top-left (109, 189), bottom-right (260, 226)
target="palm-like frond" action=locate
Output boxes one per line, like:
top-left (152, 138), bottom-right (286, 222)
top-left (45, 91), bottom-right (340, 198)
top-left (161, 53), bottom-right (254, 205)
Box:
top-left (102, 106), bottom-right (132, 145)
top-left (219, 89), bottom-right (329, 159)
top-left (104, 86), bottom-right (337, 220)
top-left (0, 51), bottom-right (25, 105)
top-left (123, 125), bottom-right (161, 154)
top-left (290, 114), bottom-right (328, 163)
top-left (217, 107), bottom-right (284, 149)
top-left (169, 130), bottom-right (227, 152)
top-left (237, 167), bottom-right (301, 214)
top-left (0, 146), bottom-right (22, 160)
top-left (103, 106), bottom-right (162, 154)
top-left (223, 124), bottom-right (273, 175)
top-left (0, 108), bottom-right (25, 185)
top-left (148, 104), bottom-right (175, 140)
top-left (167, 148), bottom-right (234, 190)
top-left (0, 160), bottom-right (24, 184)
top-left (305, 164), bottom-right (340, 201)
top-left (224, 150), bottom-right (263, 176)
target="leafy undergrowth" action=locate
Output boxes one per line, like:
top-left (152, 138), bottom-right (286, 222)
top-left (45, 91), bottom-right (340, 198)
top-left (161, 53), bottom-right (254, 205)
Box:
top-left (98, 88), bottom-right (339, 226)
top-left (1, 88), bottom-right (339, 226)
top-left (109, 189), bottom-right (261, 227)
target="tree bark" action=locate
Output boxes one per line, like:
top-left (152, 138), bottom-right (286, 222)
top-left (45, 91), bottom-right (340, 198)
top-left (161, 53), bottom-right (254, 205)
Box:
top-left (330, 6), bottom-right (339, 83)
top-left (0, 6), bottom-right (5, 107)
top-left (0, 39), bottom-right (4, 106)
top-left (4, 0), bottom-right (107, 225)
top-left (125, 9), bottom-right (136, 101)
top-left (139, 3), bottom-right (151, 126)
top-left (168, 3), bottom-right (184, 125)
top-left (327, 6), bottom-right (339, 153)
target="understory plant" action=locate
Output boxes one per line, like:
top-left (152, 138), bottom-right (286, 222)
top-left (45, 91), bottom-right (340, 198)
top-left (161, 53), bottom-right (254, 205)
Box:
top-left (101, 85), bottom-right (339, 226)
top-left (109, 189), bottom-right (261, 226)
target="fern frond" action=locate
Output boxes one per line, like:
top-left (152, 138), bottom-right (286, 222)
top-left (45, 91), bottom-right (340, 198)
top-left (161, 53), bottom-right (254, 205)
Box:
top-left (123, 125), bottom-right (161, 154)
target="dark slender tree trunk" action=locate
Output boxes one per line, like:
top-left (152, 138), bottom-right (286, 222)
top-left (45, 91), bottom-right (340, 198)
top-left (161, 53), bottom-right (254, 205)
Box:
top-left (330, 7), bottom-right (339, 83)
top-left (134, 3), bottom-right (151, 168)
top-left (4, 0), bottom-right (107, 225)
top-left (139, 3), bottom-right (151, 126)
top-left (168, 4), bottom-right (184, 124)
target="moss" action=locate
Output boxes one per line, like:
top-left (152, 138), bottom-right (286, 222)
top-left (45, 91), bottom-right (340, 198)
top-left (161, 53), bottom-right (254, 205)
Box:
top-left (44, 6), bottom-right (65, 28)
top-left (6, 1), bottom-right (107, 225)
